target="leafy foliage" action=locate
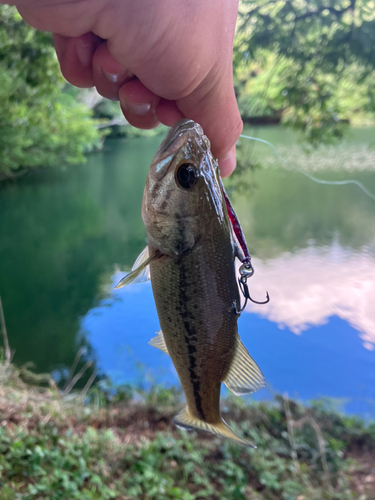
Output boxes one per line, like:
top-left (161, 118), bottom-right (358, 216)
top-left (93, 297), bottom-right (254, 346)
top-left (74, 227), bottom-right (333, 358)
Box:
top-left (235, 0), bottom-right (375, 142)
top-left (0, 427), bottom-right (117, 499)
top-left (0, 6), bottom-right (102, 180)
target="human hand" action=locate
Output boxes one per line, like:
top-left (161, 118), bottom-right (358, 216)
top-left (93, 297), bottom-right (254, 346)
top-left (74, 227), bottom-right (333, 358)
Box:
top-left (6, 0), bottom-right (242, 176)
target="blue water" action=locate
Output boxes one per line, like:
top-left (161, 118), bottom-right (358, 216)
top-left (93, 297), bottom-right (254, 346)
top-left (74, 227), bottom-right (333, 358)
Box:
top-left (2, 127), bottom-right (375, 417)
top-left (83, 277), bottom-right (375, 418)
top-left (80, 128), bottom-right (375, 418)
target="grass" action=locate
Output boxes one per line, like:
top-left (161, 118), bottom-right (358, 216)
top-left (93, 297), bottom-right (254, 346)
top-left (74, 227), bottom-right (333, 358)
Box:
top-left (0, 359), bottom-right (374, 500)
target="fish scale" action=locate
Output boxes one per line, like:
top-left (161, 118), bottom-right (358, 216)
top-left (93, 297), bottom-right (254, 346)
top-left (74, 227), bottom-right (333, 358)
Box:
top-left (150, 229), bottom-right (238, 424)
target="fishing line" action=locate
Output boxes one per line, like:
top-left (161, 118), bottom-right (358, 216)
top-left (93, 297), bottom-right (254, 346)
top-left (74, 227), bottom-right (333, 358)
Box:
top-left (239, 134), bottom-right (375, 202)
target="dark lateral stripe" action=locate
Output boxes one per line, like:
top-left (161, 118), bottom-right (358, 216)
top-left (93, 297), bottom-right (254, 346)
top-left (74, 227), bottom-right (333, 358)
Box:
top-left (177, 259), bottom-right (204, 420)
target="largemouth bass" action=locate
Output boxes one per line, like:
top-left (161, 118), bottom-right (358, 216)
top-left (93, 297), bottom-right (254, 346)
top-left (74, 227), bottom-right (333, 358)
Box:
top-left (116, 119), bottom-right (265, 446)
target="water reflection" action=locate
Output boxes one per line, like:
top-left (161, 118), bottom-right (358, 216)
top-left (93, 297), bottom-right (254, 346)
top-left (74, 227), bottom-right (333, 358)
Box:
top-left (0, 136), bottom-right (161, 374)
top-left (1, 127), bottom-right (375, 414)
top-left (246, 245), bottom-right (375, 349)
top-left (82, 242), bottom-right (375, 417)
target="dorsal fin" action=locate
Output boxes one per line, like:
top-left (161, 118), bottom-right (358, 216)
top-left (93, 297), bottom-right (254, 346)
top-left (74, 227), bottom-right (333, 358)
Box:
top-left (224, 335), bottom-right (265, 395)
top-left (148, 330), bottom-right (169, 354)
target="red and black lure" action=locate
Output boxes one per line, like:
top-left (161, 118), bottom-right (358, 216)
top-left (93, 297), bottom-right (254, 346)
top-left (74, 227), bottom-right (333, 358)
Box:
top-left (220, 179), bottom-right (270, 313)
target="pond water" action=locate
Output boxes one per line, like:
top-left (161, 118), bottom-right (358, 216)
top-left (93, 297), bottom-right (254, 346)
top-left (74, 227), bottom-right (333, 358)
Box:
top-left (1, 126), bottom-right (375, 417)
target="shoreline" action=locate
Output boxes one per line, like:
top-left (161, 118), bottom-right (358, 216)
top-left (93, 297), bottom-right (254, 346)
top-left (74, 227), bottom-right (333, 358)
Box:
top-left (0, 362), bottom-right (374, 499)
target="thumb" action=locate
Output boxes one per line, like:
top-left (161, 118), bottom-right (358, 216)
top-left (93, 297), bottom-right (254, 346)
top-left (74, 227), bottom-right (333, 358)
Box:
top-left (175, 67), bottom-right (242, 178)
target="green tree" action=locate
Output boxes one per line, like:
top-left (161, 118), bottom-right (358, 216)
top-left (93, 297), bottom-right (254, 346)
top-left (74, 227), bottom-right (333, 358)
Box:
top-left (235, 0), bottom-right (375, 142)
top-left (0, 6), bottom-right (102, 180)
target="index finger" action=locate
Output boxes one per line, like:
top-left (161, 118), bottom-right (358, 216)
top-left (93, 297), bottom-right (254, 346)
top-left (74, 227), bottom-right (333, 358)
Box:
top-left (175, 67), bottom-right (242, 177)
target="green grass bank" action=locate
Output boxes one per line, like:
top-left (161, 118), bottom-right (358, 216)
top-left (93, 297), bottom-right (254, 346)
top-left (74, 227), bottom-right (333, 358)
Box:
top-left (0, 361), bottom-right (374, 500)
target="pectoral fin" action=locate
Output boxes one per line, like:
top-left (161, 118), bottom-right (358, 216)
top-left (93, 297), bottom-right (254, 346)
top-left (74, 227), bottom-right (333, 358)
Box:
top-left (148, 330), bottom-right (169, 354)
top-left (173, 406), bottom-right (255, 447)
top-left (224, 335), bottom-right (265, 396)
top-left (115, 246), bottom-right (156, 289)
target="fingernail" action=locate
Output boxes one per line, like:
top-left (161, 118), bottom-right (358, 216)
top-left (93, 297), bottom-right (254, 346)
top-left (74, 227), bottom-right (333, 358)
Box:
top-left (219, 148), bottom-right (236, 178)
top-left (103, 69), bottom-right (127, 84)
top-left (76, 40), bottom-right (95, 67)
top-left (124, 101), bottom-right (151, 116)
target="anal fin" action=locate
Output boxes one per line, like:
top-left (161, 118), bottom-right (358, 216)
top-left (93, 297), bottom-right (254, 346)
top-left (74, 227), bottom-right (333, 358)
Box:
top-left (224, 335), bottom-right (265, 396)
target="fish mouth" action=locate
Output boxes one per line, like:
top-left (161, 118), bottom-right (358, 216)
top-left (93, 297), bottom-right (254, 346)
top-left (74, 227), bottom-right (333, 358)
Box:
top-left (159, 119), bottom-right (203, 155)
top-left (151, 119), bottom-right (205, 179)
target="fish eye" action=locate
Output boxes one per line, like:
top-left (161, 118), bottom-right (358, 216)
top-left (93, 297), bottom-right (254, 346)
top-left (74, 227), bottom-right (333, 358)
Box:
top-left (176, 163), bottom-right (199, 190)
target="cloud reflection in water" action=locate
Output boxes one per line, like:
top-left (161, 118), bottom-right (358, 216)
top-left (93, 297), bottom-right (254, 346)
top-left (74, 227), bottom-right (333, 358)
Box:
top-left (246, 244), bottom-right (375, 350)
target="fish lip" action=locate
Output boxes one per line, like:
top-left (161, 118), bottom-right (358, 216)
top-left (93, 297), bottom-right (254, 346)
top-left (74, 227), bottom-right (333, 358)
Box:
top-left (151, 119), bottom-right (205, 180)
top-left (159, 119), bottom-right (203, 155)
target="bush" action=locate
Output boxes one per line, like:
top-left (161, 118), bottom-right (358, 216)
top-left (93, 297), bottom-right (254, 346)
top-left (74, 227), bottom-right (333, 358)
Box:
top-left (0, 6), bottom-right (102, 180)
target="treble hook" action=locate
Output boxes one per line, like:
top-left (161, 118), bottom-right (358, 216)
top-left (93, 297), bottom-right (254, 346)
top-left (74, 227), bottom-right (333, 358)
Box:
top-left (236, 260), bottom-right (270, 315)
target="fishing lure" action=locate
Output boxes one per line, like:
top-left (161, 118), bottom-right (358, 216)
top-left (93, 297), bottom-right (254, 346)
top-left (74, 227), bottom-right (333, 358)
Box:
top-left (219, 178), bottom-right (269, 314)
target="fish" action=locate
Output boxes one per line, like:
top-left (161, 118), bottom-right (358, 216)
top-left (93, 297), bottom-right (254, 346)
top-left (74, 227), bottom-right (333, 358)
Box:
top-left (116, 119), bottom-right (265, 446)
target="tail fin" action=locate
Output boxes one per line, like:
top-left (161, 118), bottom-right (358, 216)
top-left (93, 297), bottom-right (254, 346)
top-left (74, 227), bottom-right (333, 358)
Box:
top-left (173, 406), bottom-right (255, 448)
